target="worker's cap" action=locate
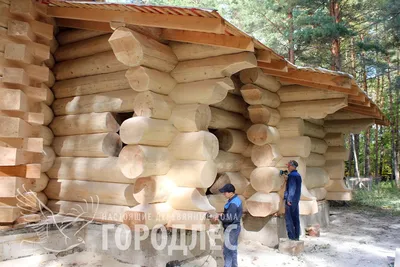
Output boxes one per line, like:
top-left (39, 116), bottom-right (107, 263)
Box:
top-left (219, 183), bottom-right (236, 193)
top-left (288, 160), bottom-right (298, 167)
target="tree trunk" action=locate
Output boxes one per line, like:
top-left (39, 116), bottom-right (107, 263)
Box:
top-left (354, 134), bottom-right (360, 178)
top-left (362, 45), bottom-right (370, 177)
top-left (348, 135), bottom-right (354, 176)
top-left (330, 0), bottom-right (341, 71)
top-left (288, 8), bottom-right (295, 64)
top-left (374, 76), bottom-right (380, 177)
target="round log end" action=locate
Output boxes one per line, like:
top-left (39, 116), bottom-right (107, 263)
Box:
top-left (247, 124), bottom-right (270, 146)
top-left (41, 146), bottom-right (55, 172)
top-left (103, 132), bottom-right (123, 157)
top-left (109, 27), bottom-right (143, 67)
top-left (32, 173), bottom-right (50, 192)
top-left (118, 145), bottom-right (145, 179)
top-left (125, 67), bottom-right (150, 92)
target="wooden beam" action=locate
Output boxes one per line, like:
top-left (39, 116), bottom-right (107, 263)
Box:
top-left (348, 92), bottom-right (366, 102)
top-left (161, 29), bottom-right (254, 51)
top-left (0, 147), bottom-right (42, 166)
top-left (0, 164), bottom-right (41, 178)
top-left (56, 18), bottom-right (112, 32)
top-left (48, 7), bottom-right (225, 34)
top-left (0, 137), bottom-right (43, 153)
top-left (348, 99), bottom-right (370, 107)
top-left (343, 105), bottom-right (379, 118)
top-left (256, 50), bottom-right (272, 63)
top-left (0, 54), bottom-right (50, 83)
top-left (0, 110), bottom-right (44, 125)
top-left (258, 60), bottom-right (288, 72)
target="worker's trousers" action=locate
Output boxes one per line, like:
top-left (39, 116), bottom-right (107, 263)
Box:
top-left (285, 201), bottom-right (300, 240)
top-left (223, 224), bottom-right (241, 267)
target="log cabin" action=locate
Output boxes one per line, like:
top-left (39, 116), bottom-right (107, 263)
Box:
top-left (0, 0), bottom-right (388, 248)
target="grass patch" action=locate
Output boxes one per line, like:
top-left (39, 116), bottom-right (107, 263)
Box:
top-left (350, 181), bottom-right (400, 216)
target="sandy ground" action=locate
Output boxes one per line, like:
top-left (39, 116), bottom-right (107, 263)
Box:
top-left (1, 207), bottom-right (399, 267)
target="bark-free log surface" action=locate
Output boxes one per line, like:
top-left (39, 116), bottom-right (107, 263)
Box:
top-left (324, 160), bottom-right (345, 179)
top-left (326, 191), bottom-right (352, 201)
top-left (278, 98), bottom-right (348, 119)
top-left (251, 144), bottom-right (282, 167)
top-left (250, 167), bottom-right (284, 193)
top-left (246, 192), bottom-right (280, 217)
top-left (304, 167), bottom-right (329, 189)
top-left (211, 93), bottom-right (248, 115)
top-left (209, 107), bottom-right (247, 130)
top-left (277, 137), bottom-right (311, 158)
top-left (133, 176), bottom-right (175, 204)
top-left (324, 146), bottom-right (349, 161)
top-left (325, 179), bottom-right (351, 192)
top-left (310, 137), bottom-right (328, 154)
top-left (120, 117), bottom-right (177, 147)
top-left (209, 172), bottom-right (249, 195)
top-left (248, 105), bottom-right (280, 126)
top-left (308, 188), bottom-right (327, 201)
top-left (242, 184), bottom-right (257, 199)
top-left (169, 104), bottom-right (211, 132)
top-left (305, 153), bottom-right (326, 167)
top-left (118, 145), bottom-right (171, 179)
top-left (247, 124), bottom-right (280, 146)
top-left (240, 84), bottom-right (280, 108)
top-left (57, 30), bottom-right (106, 45)
top-left (241, 143), bottom-right (253, 158)
top-left (31, 173), bottom-right (49, 192)
top-left (41, 146), bottom-right (55, 172)
top-left (50, 112), bottom-right (120, 136)
top-left (134, 91), bottom-right (174, 120)
top-left (168, 131), bottom-right (219, 160)
top-left (124, 203), bottom-right (171, 228)
top-left (277, 85), bottom-right (346, 102)
top-left (324, 119), bottom-right (375, 134)
top-left (276, 118), bottom-right (304, 138)
top-left (166, 160), bottom-right (217, 188)
top-left (303, 121), bottom-right (326, 139)
top-left (324, 133), bottom-right (345, 147)
top-left (52, 133), bottom-right (122, 157)
top-left (170, 42), bottom-right (243, 61)
top-left (214, 129), bottom-right (250, 154)
top-left (240, 68), bottom-right (280, 92)
top-left (240, 158), bottom-right (256, 179)
top-left (168, 187), bottom-right (215, 212)
top-left (40, 103), bottom-right (54, 126)
top-left (215, 150), bottom-right (245, 173)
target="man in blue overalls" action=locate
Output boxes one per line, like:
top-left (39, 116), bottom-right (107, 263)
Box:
top-left (217, 183), bottom-right (243, 267)
top-left (283, 160), bottom-right (302, 240)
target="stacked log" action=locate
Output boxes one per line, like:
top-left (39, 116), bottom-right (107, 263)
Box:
top-left (0, 0), bottom-right (55, 224)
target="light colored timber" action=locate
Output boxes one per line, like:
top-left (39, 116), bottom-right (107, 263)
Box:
top-left (41, 146), bottom-right (55, 172)
top-left (215, 150), bottom-right (245, 173)
top-left (169, 104), bottom-right (211, 132)
top-left (32, 126), bottom-right (53, 146)
top-left (0, 110), bottom-right (44, 126)
top-left (47, 157), bottom-right (132, 183)
top-left (17, 192), bottom-right (48, 213)
top-left (211, 93), bottom-right (248, 116)
top-left (276, 118), bottom-right (304, 138)
top-left (251, 144), bottom-right (282, 167)
top-left (52, 89), bottom-right (137, 115)
top-left (54, 34), bottom-right (112, 62)
top-left (324, 160), bottom-right (345, 179)
top-left (248, 105), bottom-right (280, 126)
top-left (50, 112), bottom-right (120, 136)
top-left (324, 146), bottom-right (349, 161)
top-left (278, 98), bottom-right (348, 119)
top-left (0, 206), bottom-right (21, 223)
top-left (324, 119), bottom-right (375, 134)
top-left (246, 192), bottom-right (280, 217)
top-left (250, 167), bottom-right (284, 193)
top-left (209, 172), bottom-right (249, 195)
top-left (168, 187), bottom-right (215, 212)
top-left (168, 131), bottom-right (219, 161)
top-left (0, 137), bottom-right (43, 153)
top-left (120, 117), bottom-right (177, 147)
top-left (306, 119), bottom-right (324, 126)
top-left (230, 74), bottom-right (243, 96)
top-left (324, 110), bottom-right (372, 120)
top-left (53, 51), bottom-right (128, 80)
top-left (304, 167), bottom-right (330, 189)
top-left (166, 160), bottom-right (217, 188)
top-left (44, 179), bottom-right (138, 206)
top-left (242, 143), bottom-right (254, 158)
top-left (169, 77), bottom-right (233, 105)
top-left (133, 176), bottom-right (175, 204)
top-left (169, 41), bottom-right (244, 61)
top-left (171, 52), bottom-right (257, 83)
top-left (108, 22), bottom-right (162, 41)
top-left (308, 188), bottom-right (327, 201)
top-left (134, 91), bottom-right (175, 120)
top-left (118, 145), bottom-right (171, 179)
top-left (277, 85), bottom-right (346, 102)
top-left (0, 164), bottom-right (40, 179)
top-left (0, 176), bottom-right (34, 197)
top-left (240, 84), bottom-right (280, 108)
top-left (52, 133), bottom-right (122, 157)
top-left (309, 137), bottom-right (328, 154)
top-left (240, 158), bottom-right (256, 180)
top-left (326, 191), bottom-right (352, 201)
top-left (124, 203), bottom-right (172, 229)
top-left (247, 124), bottom-right (280, 146)
top-left (52, 71), bottom-right (129, 98)
top-left (57, 29), bottom-right (107, 45)
top-left (31, 173), bottom-right (49, 192)
top-left (0, 116), bottom-right (34, 138)
top-left (240, 68), bottom-right (280, 92)
top-left (44, 54), bottom-right (55, 69)
top-left (208, 194), bottom-right (247, 212)
top-left (4, 43), bottom-right (34, 64)
top-left (39, 103), bottom-right (53, 126)
top-left (305, 153), bottom-right (326, 167)
top-left (214, 129), bottom-right (250, 154)
top-left (298, 199), bottom-right (318, 215)
top-left (209, 107), bottom-right (247, 130)
top-left (324, 133), bottom-right (346, 147)
top-left (303, 121), bottom-right (326, 139)
top-left (109, 27), bottom-right (178, 72)
top-left (0, 146), bottom-right (42, 166)
top-left (125, 66), bottom-right (176, 95)
top-left (277, 137), bottom-right (311, 158)
top-left (243, 184), bottom-right (257, 199)
top-left (325, 179), bottom-right (351, 192)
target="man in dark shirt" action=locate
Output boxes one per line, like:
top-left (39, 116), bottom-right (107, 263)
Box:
top-left (215, 183), bottom-right (243, 267)
top-left (283, 160), bottom-right (302, 241)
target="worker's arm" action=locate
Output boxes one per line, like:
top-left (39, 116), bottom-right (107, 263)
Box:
top-left (219, 204), bottom-right (238, 224)
top-left (287, 175), bottom-right (297, 204)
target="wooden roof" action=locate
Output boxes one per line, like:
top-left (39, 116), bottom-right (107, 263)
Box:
top-left (38, 0), bottom-right (388, 125)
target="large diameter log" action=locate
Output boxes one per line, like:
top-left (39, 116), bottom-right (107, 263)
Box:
top-left (239, 68), bottom-right (280, 92)
top-left (324, 119), bottom-right (375, 134)
top-left (251, 144), bottom-right (282, 167)
top-left (52, 71), bottom-right (129, 98)
top-left (124, 203), bottom-right (172, 229)
top-left (241, 143), bottom-right (253, 158)
top-left (303, 121), bottom-right (326, 139)
top-left (134, 91), bottom-right (174, 120)
top-left (211, 93), bottom-right (248, 115)
top-left (214, 129), bottom-right (250, 154)
top-left (324, 133), bottom-right (345, 147)
top-left (50, 112), bottom-right (120, 136)
top-left (167, 160), bottom-right (217, 188)
top-left (242, 184), bottom-right (257, 199)
top-left (52, 133), bottom-right (122, 157)
top-left (299, 199), bottom-right (318, 215)
top-left (305, 153), bottom-right (326, 167)
top-left (326, 191), bottom-right (352, 201)
top-left (304, 167), bottom-right (329, 189)
top-left (170, 42), bottom-right (243, 61)
top-left (325, 179), bottom-right (351, 192)
top-left (250, 167), bottom-right (284, 193)
top-left (40, 103), bottom-right (54, 126)
top-left (44, 179), bottom-right (138, 206)
top-left (118, 145), bottom-right (171, 179)
top-left (208, 194), bottom-right (247, 212)
top-left (215, 150), bottom-right (245, 173)
top-left (0, 88), bottom-right (28, 111)
top-left (18, 192), bottom-right (48, 212)
top-left (325, 146), bottom-right (349, 161)
top-left (125, 66), bottom-right (176, 95)
top-left (209, 172), bottom-right (249, 195)
top-left (109, 27), bottom-right (178, 72)
top-left (240, 158), bottom-right (256, 180)
top-left (209, 107), bottom-right (247, 130)
top-left (54, 34), bottom-right (112, 62)
top-left (169, 78), bottom-right (233, 105)
top-left (247, 124), bottom-right (280, 146)
top-left (277, 137), bottom-right (311, 158)
top-left (278, 98), bottom-right (348, 119)
top-left (168, 187), bottom-right (215, 212)
top-left (276, 157), bottom-right (306, 181)
top-left (52, 89), bottom-right (137, 115)
top-left (170, 104), bottom-right (211, 132)
top-left (169, 131), bottom-right (218, 160)
top-left (57, 30), bottom-right (107, 45)
top-left (133, 176), bottom-right (176, 204)
top-left (41, 146), bottom-right (55, 172)
top-left (277, 85), bottom-right (346, 102)
top-left (248, 105), bottom-right (280, 126)
top-left (325, 110), bottom-right (372, 120)
top-left (310, 137), bottom-right (328, 154)
top-left (120, 117), bottom-right (177, 147)
top-left (276, 118), bottom-right (304, 138)
top-left (171, 52), bottom-right (257, 83)
top-left (240, 84), bottom-right (280, 108)
top-left (31, 173), bottom-right (49, 193)
top-left (324, 160), bottom-right (345, 179)
top-left (53, 51), bottom-right (128, 80)
top-left (308, 188), bottom-right (327, 201)
top-left (246, 192), bottom-right (280, 217)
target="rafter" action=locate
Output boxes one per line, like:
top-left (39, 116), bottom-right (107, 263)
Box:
top-left (56, 18), bottom-right (112, 32)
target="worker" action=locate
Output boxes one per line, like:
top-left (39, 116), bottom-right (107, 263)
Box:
top-left (283, 160), bottom-right (302, 241)
top-left (211, 183), bottom-right (243, 267)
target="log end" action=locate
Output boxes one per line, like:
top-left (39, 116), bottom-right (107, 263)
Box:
top-left (108, 27), bottom-right (143, 67)
top-left (103, 132), bottom-right (123, 157)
